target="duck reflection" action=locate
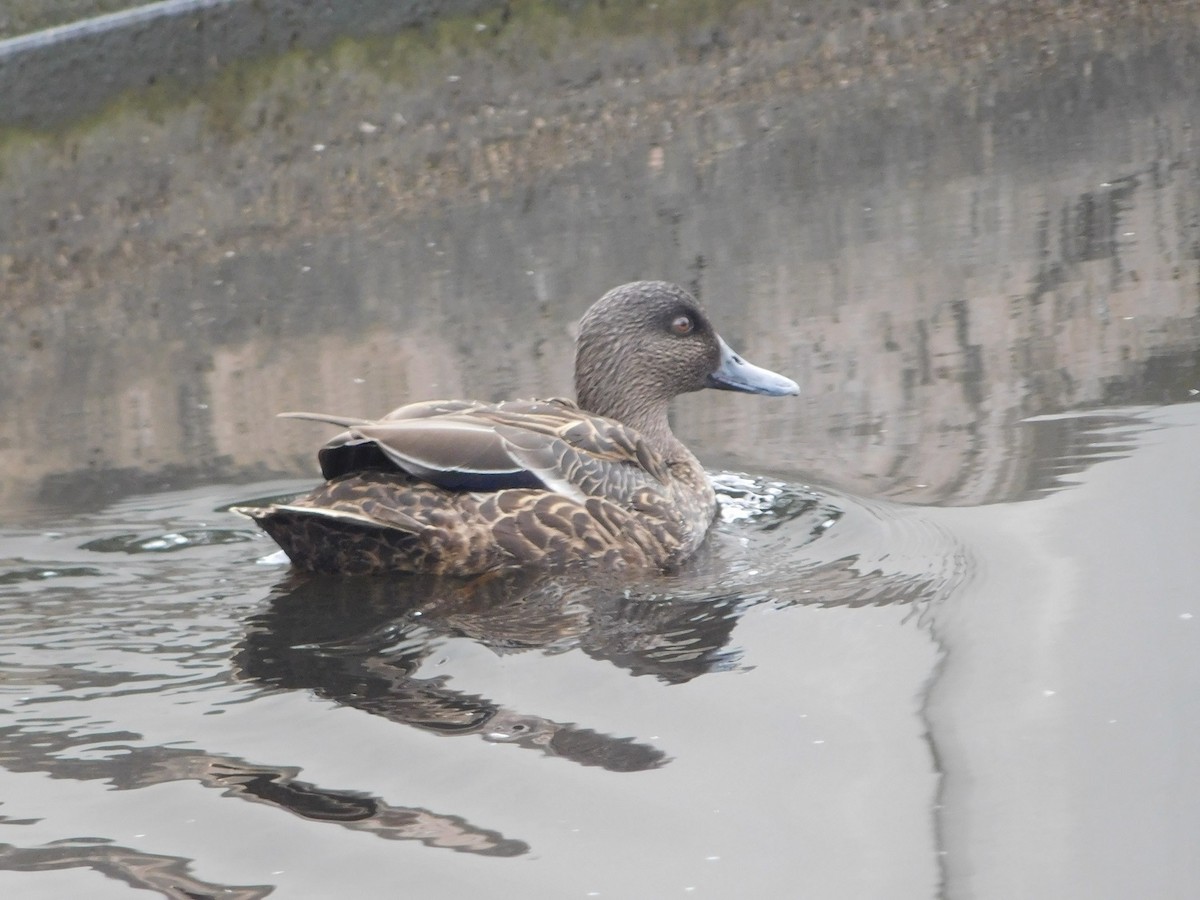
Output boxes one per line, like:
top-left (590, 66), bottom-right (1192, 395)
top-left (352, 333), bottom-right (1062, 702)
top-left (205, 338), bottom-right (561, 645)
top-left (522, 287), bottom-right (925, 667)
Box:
top-left (232, 474), bottom-right (964, 776)
top-left (234, 569), bottom-right (751, 773)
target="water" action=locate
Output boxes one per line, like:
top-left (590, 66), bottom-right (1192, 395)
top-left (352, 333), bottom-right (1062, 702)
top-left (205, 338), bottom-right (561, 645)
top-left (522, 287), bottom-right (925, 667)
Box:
top-left (2, 4), bottom-right (1200, 898)
top-left (0, 474), bottom-right (954, 897)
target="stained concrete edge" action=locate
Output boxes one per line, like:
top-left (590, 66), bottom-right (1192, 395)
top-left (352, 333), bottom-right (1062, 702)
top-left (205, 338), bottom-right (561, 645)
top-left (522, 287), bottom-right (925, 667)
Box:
top-left (0, 0), bottom-right (502, 130)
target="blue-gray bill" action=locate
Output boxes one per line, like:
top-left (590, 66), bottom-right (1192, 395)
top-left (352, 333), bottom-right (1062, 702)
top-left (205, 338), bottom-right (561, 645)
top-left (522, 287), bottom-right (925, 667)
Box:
top-left (707, 336), bottom-right (800, 396)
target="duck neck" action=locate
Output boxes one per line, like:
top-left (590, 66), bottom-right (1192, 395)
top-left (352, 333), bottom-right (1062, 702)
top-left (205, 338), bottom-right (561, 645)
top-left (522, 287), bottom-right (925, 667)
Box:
top-left (578, 384), bottom-right (692, 465)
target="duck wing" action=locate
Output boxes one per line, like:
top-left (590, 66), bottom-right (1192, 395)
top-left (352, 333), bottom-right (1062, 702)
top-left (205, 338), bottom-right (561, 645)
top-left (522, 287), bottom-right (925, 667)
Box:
top-left (292, 398), bottom-right (671, 503)
top-left (283, 401), bottom-right (501, 484)
top-left (484, 406), bottom-right (672, 506)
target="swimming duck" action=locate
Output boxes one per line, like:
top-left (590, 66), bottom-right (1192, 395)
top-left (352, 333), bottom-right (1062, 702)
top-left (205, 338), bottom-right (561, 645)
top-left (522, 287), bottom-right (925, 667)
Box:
top-left (243, 281), bottom-right (798, 575)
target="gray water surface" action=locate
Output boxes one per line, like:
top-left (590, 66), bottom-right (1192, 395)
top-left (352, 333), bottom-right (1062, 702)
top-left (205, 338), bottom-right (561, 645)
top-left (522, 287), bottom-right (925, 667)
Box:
top-left (1, 3), bottom-right (1199, 898)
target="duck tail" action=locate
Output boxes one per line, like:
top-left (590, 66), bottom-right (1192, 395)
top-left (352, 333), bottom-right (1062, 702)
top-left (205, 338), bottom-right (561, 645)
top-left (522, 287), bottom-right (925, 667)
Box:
top-left (277, 411), bottom-right (374, 427)
top-left (235, 504), bottom-right (425, 575)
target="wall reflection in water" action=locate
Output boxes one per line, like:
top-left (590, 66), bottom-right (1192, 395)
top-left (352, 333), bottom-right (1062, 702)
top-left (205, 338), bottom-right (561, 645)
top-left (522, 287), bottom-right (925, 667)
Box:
top-left (0, 717), bottom-right (528, 882)
top-left (0, 837), bottom-right (272, 900)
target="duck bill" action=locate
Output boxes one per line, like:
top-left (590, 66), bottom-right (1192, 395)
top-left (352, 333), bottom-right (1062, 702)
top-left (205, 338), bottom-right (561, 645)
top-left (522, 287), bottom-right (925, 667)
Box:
top-left (707, 336), bottom-right (800, 396)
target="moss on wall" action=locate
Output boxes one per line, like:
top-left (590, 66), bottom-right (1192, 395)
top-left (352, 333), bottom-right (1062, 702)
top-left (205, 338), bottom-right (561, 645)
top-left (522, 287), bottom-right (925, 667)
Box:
top-left (0, 0), bottom-right (146, 39)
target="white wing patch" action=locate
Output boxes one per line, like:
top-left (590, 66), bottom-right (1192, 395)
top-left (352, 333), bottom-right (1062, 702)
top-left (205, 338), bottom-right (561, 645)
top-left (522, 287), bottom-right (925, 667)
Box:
top-left (269, 503), bottom-right (422, 533)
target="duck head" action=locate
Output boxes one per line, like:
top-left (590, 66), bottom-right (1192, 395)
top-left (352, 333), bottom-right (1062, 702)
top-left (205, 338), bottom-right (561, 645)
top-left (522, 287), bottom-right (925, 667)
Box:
top-left (575, 281), bottom-right (799, 444)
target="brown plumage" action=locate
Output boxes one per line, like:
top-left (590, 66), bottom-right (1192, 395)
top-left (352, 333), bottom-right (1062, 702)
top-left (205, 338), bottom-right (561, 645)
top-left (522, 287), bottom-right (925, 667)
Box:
top-left (238, 281), bottom-right (799, 575)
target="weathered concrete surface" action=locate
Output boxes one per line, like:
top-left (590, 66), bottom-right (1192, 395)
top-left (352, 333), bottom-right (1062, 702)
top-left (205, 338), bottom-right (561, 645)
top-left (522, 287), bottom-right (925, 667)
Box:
top-left (0, 0), bottom-right (141, 40)
top-left (1, 0), bottom-right (1199, 515)
top-left (0, 0), bottom-right (502, 128)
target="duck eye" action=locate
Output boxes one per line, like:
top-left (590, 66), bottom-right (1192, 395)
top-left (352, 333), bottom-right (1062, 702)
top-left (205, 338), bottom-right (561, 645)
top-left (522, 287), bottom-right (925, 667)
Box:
top-left (671, 315), bottom-right (694, 336)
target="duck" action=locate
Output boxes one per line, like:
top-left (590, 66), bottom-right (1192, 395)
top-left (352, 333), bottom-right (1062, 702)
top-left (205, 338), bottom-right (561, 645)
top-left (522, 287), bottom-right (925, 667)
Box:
top-left (241, 281), bottom-right (799, 575)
